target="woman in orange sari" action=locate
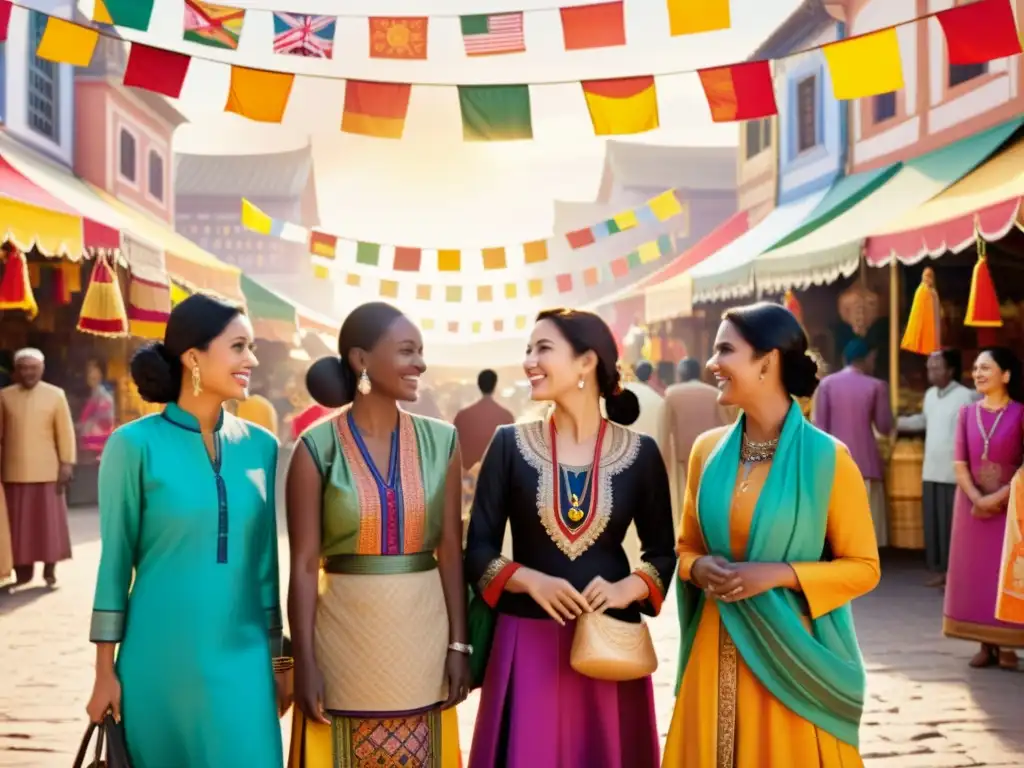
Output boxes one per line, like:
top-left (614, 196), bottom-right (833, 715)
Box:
top-left (996, 469), bottom-right (1024, 626)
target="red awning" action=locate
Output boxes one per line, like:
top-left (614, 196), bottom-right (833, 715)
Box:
top-left (634, 210), bottom-right (749, 290)
top-left (865, 197), bottom-right (1021, 266)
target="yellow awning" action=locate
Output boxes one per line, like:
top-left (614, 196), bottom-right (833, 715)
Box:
top-left (90, 186), bottom-right (244, 303)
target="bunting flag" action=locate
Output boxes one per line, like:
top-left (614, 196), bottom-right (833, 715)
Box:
top-left (556, 274), bottom-right (573, 293)
top-left (438, 250), bottom-right (461, 271)
top-left (583, 266), bottom-right (599, 286)
top-left (309, 232), bottom-right (337, 259)
top-left (482, 247), bottom-right (507, 270)
top-left (560, 1), bottom-right (626, 50)
top-left (666, 0), bottom-right (730, 36)
top-left (128, 274), bottom-right (171, 340)
top-left (900, 268), bottom-right (940, 355)
top-left (416, 284), bottom-right (432, 300)
top-left (184, 0), bottom-right (245, 50)
top-left (698, 60), bottom-right (777, 122)
top-left (937, 0), bottom-right (1021, 66)
top-left (36, 17), bottom-right (99, 67)
top-left (393, 247), bottom-right (422, 271)
top-left (356, 241), bottom-right (381, 266)
top-left (77, 255), bottom-right (129, 338)
top-left (242, 198), bottom-right (276, 236)
top-left (446, 286), bottom-right (462, 302)
top-left (459, 85), bottom-right (533, 141)
top-left (649, 190), bottom-right (683, 221)
top-left (523, 240), bottom-right (548, 264)
top-left (369, 17), bottom-right (428, 59)
top-left (965, 238), bottom-right (1002, 328)
top-left (460, 12), bottom-right (525, 56)
top-left (380, 279), bottom-right (399, 299)
top-left (566, 228), bottom-right (595, 249)
top-left (0, 246), bottom-right (37, 319)
top-left (528, 279), bottom-right (543, 297)
top-left (613, 210), bottom-right (638, 230)
top-left (477, 285), bottom-right (493, 302)
top-left (273, 13), bottom-right (336, 58)
top-left (225, 66), bottom-right (294, 123)
top-left (93, 0), bottom-right (154, 31)
top-left (341, 80), bottom-right (411, 139)
top-left (581, 76), bottom-right (659, 136)
top-left (123, 44), bottom-right (191, 98)
top-left (823, 28), bottom-right (903, 100)
top-left (0, 1), bottom-right (11, 42)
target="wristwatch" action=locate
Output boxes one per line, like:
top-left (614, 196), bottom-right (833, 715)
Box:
top-left (448, 642), bottom-right (474, 655)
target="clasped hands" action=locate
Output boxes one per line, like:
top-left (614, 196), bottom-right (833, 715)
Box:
top-left (971, 493), bottom-right (1003, 518)
top-left (516, 570), bottom-right (648, 626)
top-left (691, 556), bottom-right (795, 603)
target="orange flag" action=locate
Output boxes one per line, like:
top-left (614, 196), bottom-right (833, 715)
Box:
top-left (369, 17), bottom-right (428, 59)
top-left (225, 66), bottom-right (294, 123)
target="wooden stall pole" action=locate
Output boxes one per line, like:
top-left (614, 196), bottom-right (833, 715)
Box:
top-left (889, 255), bottom-right (899, 416)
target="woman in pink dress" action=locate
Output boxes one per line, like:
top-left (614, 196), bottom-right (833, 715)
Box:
top-left (944, 347), bottom-right (1024, 669)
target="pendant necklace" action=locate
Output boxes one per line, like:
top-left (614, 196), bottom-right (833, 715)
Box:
top-left (976, 401), bottom-right (1007, 461)
top-left (560, 464), bottom-right (591, 522)
top-left (738, 433), bottom-right (779, 494)
top-left (976, 402), bottom-right (1007, 490)
top-left (550, 418), bottom-right (607, 527)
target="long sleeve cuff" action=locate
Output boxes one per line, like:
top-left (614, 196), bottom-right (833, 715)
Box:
top-left (90, 609), bottom-right (125, 643)
top-left (676, 551), bottom-right (702, 582)
top-left (791, 559), bottom-right (881, 619)
top-left (479, 556), bottom-right (521, 608)
top-left (633, 562), bottom-right (667, 616)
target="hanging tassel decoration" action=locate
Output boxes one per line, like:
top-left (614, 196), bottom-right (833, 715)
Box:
top-left (901, 266), bottom-right (942, 355)
top-left (0, 245), bottom-right (39, 319)
top-left (783, 289), bottom-right (803, 324)
top-left (964, 227), bottom-right (1002, 328)
top-left (76, 253), bottom-right (129, 337)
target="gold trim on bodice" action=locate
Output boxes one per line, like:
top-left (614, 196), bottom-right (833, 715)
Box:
top-left (513, 420), bottom-right (641, 560)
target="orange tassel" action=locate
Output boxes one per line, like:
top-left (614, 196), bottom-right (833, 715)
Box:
top-left (901, 267), bottom-right (941, 355)
top-left (964, 234), bottom-right (1002, 328)
top-left (0, 246), bottom-right (39, 319)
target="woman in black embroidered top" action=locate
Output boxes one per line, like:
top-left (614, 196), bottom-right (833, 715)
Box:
top-left (465, 308), bottom-right (676, 768)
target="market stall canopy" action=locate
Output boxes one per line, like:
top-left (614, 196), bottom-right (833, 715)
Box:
top-left (240, 274), bottom-right (298, 344)
top-left (90, 186), bottom-right (245, 303)
top-left (0, 134), bottom-right (122, 259)
top-left (752, 117), bottom-right (1023, 294)
top-left (865, 138), bottom-right (1024, 266)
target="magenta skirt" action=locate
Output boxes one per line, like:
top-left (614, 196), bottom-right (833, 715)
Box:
top-left (468, 614), bottom-right (659, 768)
top-left (4, 482), bottom-right (71, 566)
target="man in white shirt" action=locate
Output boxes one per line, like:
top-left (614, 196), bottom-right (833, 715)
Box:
top-left (898, 349), bottom-right (979, 587)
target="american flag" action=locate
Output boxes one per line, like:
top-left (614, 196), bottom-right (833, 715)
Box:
top-left (460, 12), bottom-right (525, 56)
top-left (272, 12), bottom-right (336, 58)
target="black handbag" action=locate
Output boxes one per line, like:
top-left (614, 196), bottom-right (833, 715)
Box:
top-left (73, 714), bottom-right (132, 768)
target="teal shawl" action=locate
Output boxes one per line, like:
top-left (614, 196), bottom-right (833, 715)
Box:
top-left (674, 402), bottom-right (866, 746)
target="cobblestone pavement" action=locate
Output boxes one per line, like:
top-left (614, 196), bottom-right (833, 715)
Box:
top-left (1, 509), bottom-right (1021, 767)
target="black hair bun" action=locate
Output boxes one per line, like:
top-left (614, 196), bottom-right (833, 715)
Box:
top-left (783, 351), bottom-right (820, 399)
top-left (130, 343), bottom-right (180, 404)
top-left (306, 356), bottom-right (352, 409)
top-left (604, 388), bottom-right (640, 426)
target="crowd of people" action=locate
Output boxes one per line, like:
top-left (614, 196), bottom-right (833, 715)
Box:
top-left (1, 291), bottom-right (1021, 766)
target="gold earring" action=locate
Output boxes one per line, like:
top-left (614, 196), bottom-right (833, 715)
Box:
top-left (191, 364), bottom-right (202, 396)
top-left (577, 376), bottom-right (585, 390)
top-left (357, 368), bottom-right (372, 396)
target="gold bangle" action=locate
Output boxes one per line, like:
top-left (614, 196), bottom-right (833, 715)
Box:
top-left (272, 656), bottom-right (294, 672)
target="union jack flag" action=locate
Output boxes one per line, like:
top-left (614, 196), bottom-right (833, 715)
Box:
top-left (272, 12), bottom-right (336, 58)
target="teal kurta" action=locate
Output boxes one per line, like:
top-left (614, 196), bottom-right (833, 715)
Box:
top-left (90, 403), bottom-right (283, 768)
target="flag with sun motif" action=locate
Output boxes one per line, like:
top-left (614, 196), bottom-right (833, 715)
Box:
top-left (272, 12), bottom-right (336, 58)
top-left (369, 17), bottom-right (428, 59)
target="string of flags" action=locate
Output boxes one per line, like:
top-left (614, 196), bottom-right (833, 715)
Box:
top-left (94, 0), bottom-right (733, 54)
top-left (9, 0), bottom-right (1020, 138)
top-left (325, 232), bottom-right (672, 305)
top-left (240, 191), bottom-right (686, 273)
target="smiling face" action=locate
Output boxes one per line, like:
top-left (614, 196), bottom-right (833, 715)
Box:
top-left (188, 314), bottom-right (258, 402)
top-left (352, 315), bottom-right (426, 403)
top-left (706, 319), bottom-right (772, 408)
top-left (523, 318), bottom-right (595, 403)
top-left (973, 351), bottom-right (1010, 397)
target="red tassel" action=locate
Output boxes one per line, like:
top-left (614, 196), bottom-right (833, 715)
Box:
top-left (0, 245), bottom-right (39, 319)
top-left (964, 235), bottom-right (1002, 328)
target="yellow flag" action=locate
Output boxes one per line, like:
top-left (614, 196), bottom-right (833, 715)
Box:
top-left (225, 67), bottom-right (295, 123)
top-left (312, 264), bottom-right (330, 280)
top-left (241, 199), bottom-right (273, 235)
top-left (345, 273), bottom-right (361, 287)
top-left (667, 0), bottom-right (730, 36)
top-left (37, 18), bottom-right (99, 67)
top-left (638, 240), bottom-right (660, 263)
top-left (437, 250), bottom-right (461, 272)
top-left (445, 286), bottom-right (462, 302)
top-left (823, 28), bottom-right (904, 100)
top-left (93, 0), bottom-right (114, 24)
top-left (416, 284), bottom-right (432, 300)
top-left (523, 240), bottom-right (548, 264)
top-left (170, 282), bottom-right (191, 306)
top-left (504, 283), bottom-right (518, 299)
top-left (613, 210), bottom-right (639, 231)
top-left (528, 278), bottom-right (543, 297)
top-left (380, 279), bottom-right (399, 298)
top-left (472, 321), bottom-right (482, 334)
top-left (515, 315), bottom-right (527, 330)
top-left (422, 318), bottom-right (435, 331)
top-left (649, 190), bottom-right (683, 222)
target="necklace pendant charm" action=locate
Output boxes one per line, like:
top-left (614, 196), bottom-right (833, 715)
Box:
top-left (568, 506), bottom-right (584, 522)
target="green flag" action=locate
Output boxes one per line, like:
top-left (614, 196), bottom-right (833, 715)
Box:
top-left (356, 241), bottom-right (381, 266)
top-left (458, 85), bottom-right (533, 141)
top-left (95, 0), bottom-right (155, 31)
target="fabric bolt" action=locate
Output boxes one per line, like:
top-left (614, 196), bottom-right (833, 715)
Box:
top-left (93, 0), bottom-right (155, 29)
top-left (368, 17), bottom-right (428, 59)
top-left (225, 67), bottom-right (295, 124)
top-left (90, 405), bottom-right (283, 767)
top-left (666, 0), bottom-right (730, 35)
top-left (943, 402), bottom-right (1024, 647)
top-left (581, 76), bottom-right (659, 135)
top-left (822, 28), bottom-right (903, 100)
top-left (36, 18), bottom-right (99, 67)
top-left (458, 85), bottom-right (533, 141)
top-left (236, 395), bottom-right (278, 437)
top-left (341, 80), bottom-right (412, 139)
top-left (559, 1), bottom-right (625, 50)
top-left (698, 60), bottom-right (777, 122)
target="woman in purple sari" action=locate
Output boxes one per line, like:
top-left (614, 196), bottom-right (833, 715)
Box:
top-left (944, 347), bottom-right (1024, 669)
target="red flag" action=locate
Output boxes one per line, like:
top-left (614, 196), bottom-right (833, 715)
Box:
top-left (393, 247), bottom-right (422, 272)
top-left (698, 60), bottom-right (777, 122)
top-left (123, 44), bottom-right (191, 98)
top-left (0, 1), bottom-right (12, 42)
top-left (556, 273), bottom-right (573, 293)
top-left (566, 228), bottom-right (595, 249)
top-left (937, 0), bottom-right (1022, 66)
top-left (559, 1), bottom-right (625, 50)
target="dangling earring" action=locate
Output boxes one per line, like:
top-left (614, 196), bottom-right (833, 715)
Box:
top-left (577, 376), bottom-right (585, 390)
top-left (357, 368), bottom-right (372, 396)
top-left (759, 369), bottom-right (767, 382)
top-left (191, 363), bottom-right (203, 396)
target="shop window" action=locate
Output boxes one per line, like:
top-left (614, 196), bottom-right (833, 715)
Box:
top-left (873, 92), bottom-right (897, 123)
top-left (745, 118), bottom-right (771, 159)
top-left (119, 129), bottom-right (136, 182)
top-left (27, 11), bottom-right (59, 142)
top-left (949, 62), bottom-right (987, 88)
top-left (796, 75), bottom-right (818, 152)
top-left (148, 151), bottom-right (164, 201)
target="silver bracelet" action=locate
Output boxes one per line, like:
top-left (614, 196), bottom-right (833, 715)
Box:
top-left (448, 641), bottom-right (473, 656)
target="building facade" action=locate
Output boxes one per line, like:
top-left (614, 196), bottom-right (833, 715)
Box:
top-left (74, 36), bottom-right (186, 223)
top-left (0, 3), bottom-right (76, 167)
top-left (838, 0), bottom-right (1024, 170)
top-left (174, 146), bottom-right (329, 313)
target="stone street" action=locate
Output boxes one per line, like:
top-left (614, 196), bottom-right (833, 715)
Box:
top-left (1, 508), bottom-right (1022, 767)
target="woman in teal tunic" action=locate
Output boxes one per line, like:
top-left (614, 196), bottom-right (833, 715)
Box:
top-left (287, 302), bottom-right (469, 768)
top-left (86, 294), bottom-right (287, 768)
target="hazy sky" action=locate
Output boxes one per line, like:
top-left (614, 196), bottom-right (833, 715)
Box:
top-left (79, 0), bottom-right (802, 242)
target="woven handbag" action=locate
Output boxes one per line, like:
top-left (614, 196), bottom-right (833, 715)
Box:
top-left (73, 714), bottom-right (132, 768)
top-left (569, 612), bottom-right (658, 682)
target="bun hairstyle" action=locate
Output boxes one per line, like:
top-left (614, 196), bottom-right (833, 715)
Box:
top-left (130, 293), bottom-right (243, 403)
top-left (306, 302), bottom-right (405, 408)
top-left (722, 301), bottom-right (819, 399)
top-left (535, 308), bottom-right (640, 426)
